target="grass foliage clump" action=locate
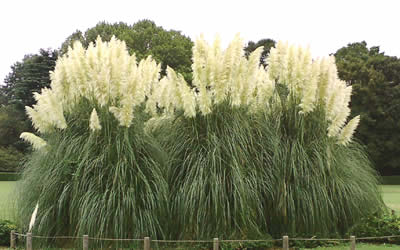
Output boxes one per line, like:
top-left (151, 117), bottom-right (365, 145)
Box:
top-left (17, 38), bottom-right (168, 240)
top-left (149, 37), bottom-right (384, 238)
top-left (17, 35), bottom-right (384, 242)
top-left (18, 104), bottom-right (168, 239)
top-left (156, 103), bottom-right (265, 239)
top-left (250, 102), bottom-right (383, 237)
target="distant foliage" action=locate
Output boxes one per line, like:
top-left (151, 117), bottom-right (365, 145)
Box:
top-left (0, 105), bottom-right (30, 151)
top-left (0, 49), bottom-right (58, 169)
top-left (0, 105), bottom-right (30, 171)
top-left (0, 172), bottom-right (20, 181)
top-left (335, 42), bottom-right (400, 174)
top-left (60, 20), bottom-right (193, 82)
top-left (244, 38), bottom-right (276, 67)
top-left (2, 49), bottom-right (58, 110)
top-left (0, 147), bottom-right (24, 172)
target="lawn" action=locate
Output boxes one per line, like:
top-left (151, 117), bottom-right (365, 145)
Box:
top-left (0, 181), bottom-right (16, 220)
top-left (381, 185), bottom-right (400, 213)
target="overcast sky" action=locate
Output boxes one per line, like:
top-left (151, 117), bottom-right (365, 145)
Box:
top-left (0, 0), bottom-right (399, 85)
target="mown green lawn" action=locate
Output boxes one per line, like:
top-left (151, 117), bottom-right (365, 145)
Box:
top-left (0, 181), bottom-right (16, 220)
top-left (381, 185), bottom-right (400, 213)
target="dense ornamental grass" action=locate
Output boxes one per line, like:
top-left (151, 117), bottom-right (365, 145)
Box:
top-left (149, 36), bottom-right (384, 238)
top-left (17, 35), bottom-right (384, 243)
top-left (251, 102), bottom-right (383, 237)
top-left (154, 104), bottom-right (265, 239)
top-left (18, 103), bottom-right (168, 240)
top-left (17, 38), bottom-right (168, 242)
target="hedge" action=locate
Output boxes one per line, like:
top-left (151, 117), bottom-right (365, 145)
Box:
top-left (0, 172), bottom-right (20, 181)
top-left (381, 176), bottom-right (400, 185)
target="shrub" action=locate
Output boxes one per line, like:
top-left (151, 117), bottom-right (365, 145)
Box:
top-left (349, 212), bottom-right (400, 244)
top-left (0, 220), bottom-right (17, 246)
top-left (381, 176), bottom-right (400, 185)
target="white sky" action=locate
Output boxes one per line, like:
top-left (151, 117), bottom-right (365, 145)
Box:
top-left (0, 0), bottom-right (399, 85)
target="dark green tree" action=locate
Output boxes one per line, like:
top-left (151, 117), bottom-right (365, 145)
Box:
top-left (61, 20), bottom-right (193, 81)
top-left (60, 30), bottom-right (85, 55)
top-left (335, 42), bottom-right (400, 175)
top-left (0, 49), bottom-right (58, 170)
top-left (0, 105), bottom-right (30, 171)
top-left (244, 38), bottom-right (276, 67)
top-left (0, 105), bottom-right (30, 150)
top-left (2, 49), bottom-right (58, 110)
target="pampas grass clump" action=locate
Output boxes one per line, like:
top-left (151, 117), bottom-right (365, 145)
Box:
top-left (18, 35), bottom-right (384, 243)
top-left (148, 36), bottom-right (384, 238)
top-left (17, 37), bottom-right (168, 241)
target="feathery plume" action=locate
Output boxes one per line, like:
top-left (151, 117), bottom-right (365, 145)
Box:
top-left (89, 108), bottom-right (102, 131)
top-left (338, 116), bottom-right (360, 145)
top-left (26, 36), bottom-right (161, 132)
top-left (20, 132), bottom-right (47, 150)
top-left (28, 203), bottom-right (39, 232)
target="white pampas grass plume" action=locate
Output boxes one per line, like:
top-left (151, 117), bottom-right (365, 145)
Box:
top-left (147, 66), bottom-right (196, 118)
top-left (338, 115), bottom-right (360, 145)
top-left (26, 89), bottom-right (67, 133)
top-left (327, 107), bottom-right (350, 137)
top-left (30, 36), bottom-right (161, 132)
top-left (299, 60), bottom-right (319, 114)
top-left (89, 108), bottom-right (102, 131)
top-left (20, 132), bottom-right (47, 150)
top-left (29, 203), bottom-right (39, 232)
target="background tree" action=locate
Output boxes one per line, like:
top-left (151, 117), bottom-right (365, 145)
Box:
top-left (335, 42), bottom-right (400, 175)
top-left (60, 30), bottom-right (85, 55)
top-left (0, 105), bottom-right (30, 150)
top-left (2, 49), bottom-right (58, 110)
top-left (244, 38), bottom-right (276, 67)
top-left (0, 105), bottom-right (29, 171)
top-left (61, 20), bottom-right (193, 81)
top-left (0, 49), bottom-right (58, 171)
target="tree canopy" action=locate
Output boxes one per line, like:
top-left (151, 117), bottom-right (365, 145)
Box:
top-left (335, 41), bottom-right (400, 174)
top-left (0, 105), bottom-right (30, 171)
top-left (0, 49), bottom-right (58, 171)
top-left (2, 49), bottom-right (58, 110)
top-left (244, 38), bottom-right (276, 67)
top-left (61, 20), bottom-right (193, 81)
